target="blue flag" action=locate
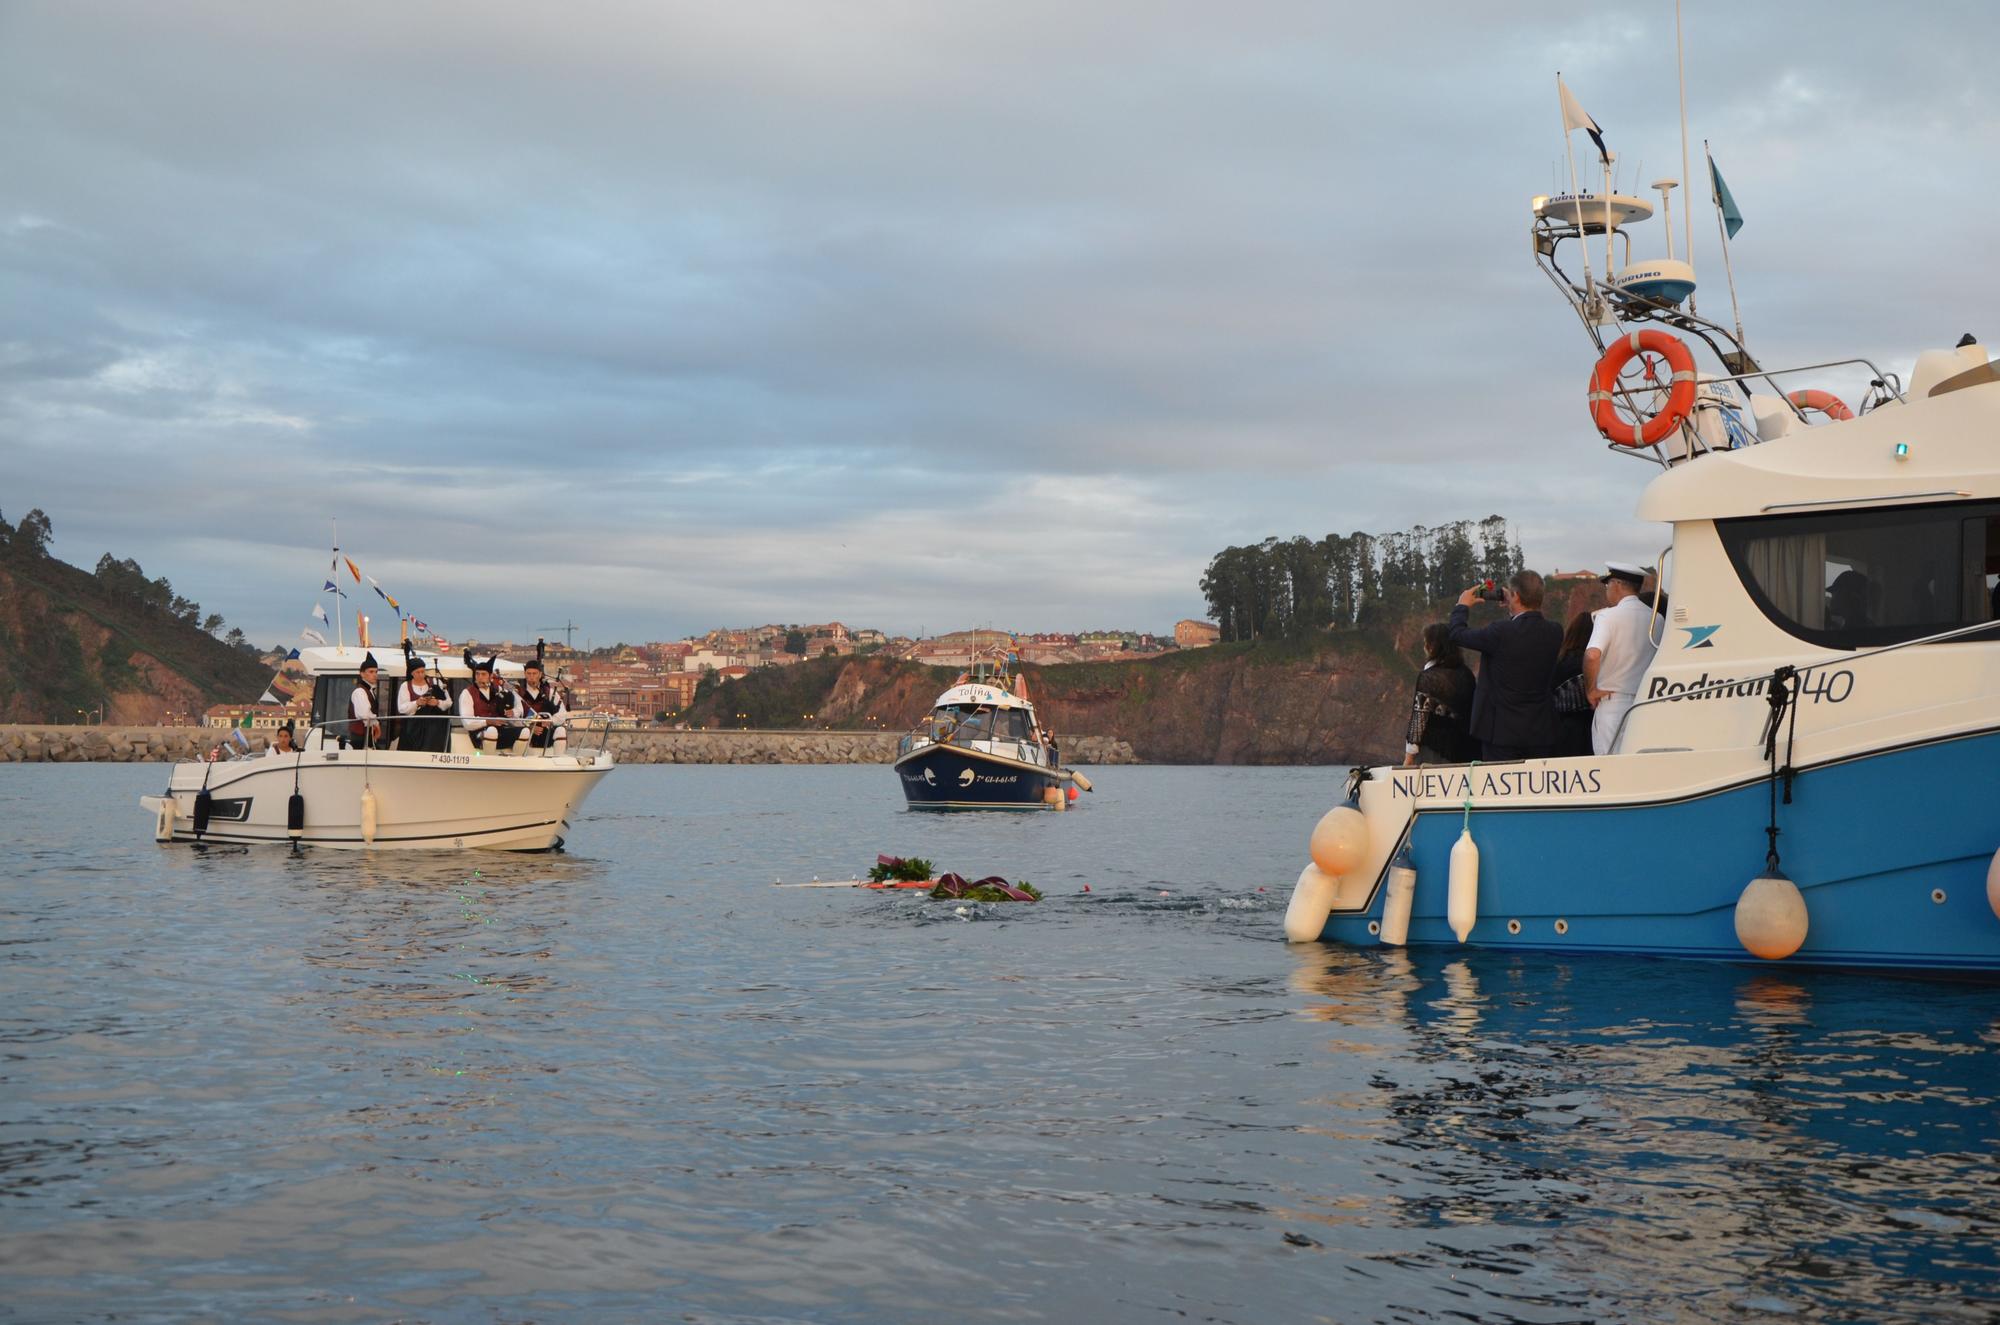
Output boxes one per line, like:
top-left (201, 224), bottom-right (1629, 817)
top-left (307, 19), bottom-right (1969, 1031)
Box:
top-left (1711, 156), bottom-right (1744, 239)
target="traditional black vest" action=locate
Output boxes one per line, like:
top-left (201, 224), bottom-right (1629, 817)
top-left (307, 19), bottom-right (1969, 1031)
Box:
top-left (349, 682), bottom-right (375, 744)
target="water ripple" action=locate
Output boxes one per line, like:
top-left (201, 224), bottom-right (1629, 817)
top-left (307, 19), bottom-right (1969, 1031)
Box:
top-left (0, 764), bottom-right (1994, 1322)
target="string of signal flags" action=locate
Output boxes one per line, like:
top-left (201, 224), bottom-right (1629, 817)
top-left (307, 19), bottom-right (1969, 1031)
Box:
top-left (253, 548), bottom-right (455, 709)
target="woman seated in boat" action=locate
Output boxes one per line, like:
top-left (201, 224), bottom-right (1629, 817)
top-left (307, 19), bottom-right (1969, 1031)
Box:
top-left (1403, 624), bottom-right (1476, 766)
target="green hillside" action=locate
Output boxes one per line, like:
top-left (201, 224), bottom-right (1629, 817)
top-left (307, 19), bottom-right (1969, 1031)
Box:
top-left (0, 510), bottom-right (273, 724)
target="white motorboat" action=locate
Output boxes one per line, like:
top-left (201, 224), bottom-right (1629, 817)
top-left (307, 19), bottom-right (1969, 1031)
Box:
top-left (139, 646), bottom-right (615, 850)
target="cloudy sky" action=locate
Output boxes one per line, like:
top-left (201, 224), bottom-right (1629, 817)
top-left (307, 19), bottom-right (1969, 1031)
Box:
top-left (4, 2), bottom-right (1992, 646)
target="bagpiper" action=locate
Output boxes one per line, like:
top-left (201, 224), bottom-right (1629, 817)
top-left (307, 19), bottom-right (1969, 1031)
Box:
top-left (517, 639), bottom-right (570, 753)
top-left (396, 643), bottom-right (452, 753)
top-left (457, 649), bottom-right (518, 754)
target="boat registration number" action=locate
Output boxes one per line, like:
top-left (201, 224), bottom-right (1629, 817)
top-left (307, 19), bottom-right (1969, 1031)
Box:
top-left (433, 754), bottom-right (473, 765)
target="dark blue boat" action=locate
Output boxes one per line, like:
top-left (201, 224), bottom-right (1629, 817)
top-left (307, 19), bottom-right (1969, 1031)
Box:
top-left (894, 677), bottom-right (1081, 810)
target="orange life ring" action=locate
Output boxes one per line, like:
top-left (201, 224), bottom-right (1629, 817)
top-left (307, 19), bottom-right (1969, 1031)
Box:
top-left (1587, 330), bottom-right (1698, 447)
top-left (1786, 389), bottom-right (1853, 422)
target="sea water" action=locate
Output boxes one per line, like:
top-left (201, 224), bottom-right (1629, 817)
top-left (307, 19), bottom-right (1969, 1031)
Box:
top-left (2, 763), bottom-right (1995, 1322)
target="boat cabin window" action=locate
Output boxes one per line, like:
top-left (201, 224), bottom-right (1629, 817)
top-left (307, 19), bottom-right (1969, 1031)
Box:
top-left (1719, 501), bottom-right (2000, 649)
top-left (932, 704), bottom-right (1034, 741)
top-left (310, 674), bottom-right (351, 735)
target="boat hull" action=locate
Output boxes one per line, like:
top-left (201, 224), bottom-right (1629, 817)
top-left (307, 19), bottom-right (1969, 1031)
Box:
top-left (894, 744), bottom-right (1065, 810)
top-left (138, 749), bottom-right (615, 850)
top-left (1316, 730), bottom-right (2000, 971)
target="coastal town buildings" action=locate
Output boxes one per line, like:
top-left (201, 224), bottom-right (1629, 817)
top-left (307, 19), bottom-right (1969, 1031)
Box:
top-left (205, 700), bottom-right (308, 730)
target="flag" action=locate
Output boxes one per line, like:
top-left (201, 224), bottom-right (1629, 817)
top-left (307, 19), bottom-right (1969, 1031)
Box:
top-left (345, 557), bottom-right (361, 582)
top-left (1558, 77), bottom-right (1608, 165)
top-left (313, 603), bottom-right (330, 624)
top-left (259, 689), bottom-right (281, 704)
top-left (302, 627), bottom-right (327, 645)
top-left (385, 594), bottom-right (399, 612)
top-left (234, 720), bottom-right (252, 738)
top-left (373, 585), bottom-right (388, 601)
top-left (367, 574), bottom-right (381, 590)
top-left (412, 619), bottom-right (428, 633)
top-left (285, 648), bottom-right (301, 660)
top-left (1710, 155), bottom-right (1744, 239)
top-left (323, 580), bottom-right (345, 598)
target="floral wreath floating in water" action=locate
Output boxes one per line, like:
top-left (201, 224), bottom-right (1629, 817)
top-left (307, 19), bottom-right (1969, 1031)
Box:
top-left (771, 854), bottom-right (1042, 901)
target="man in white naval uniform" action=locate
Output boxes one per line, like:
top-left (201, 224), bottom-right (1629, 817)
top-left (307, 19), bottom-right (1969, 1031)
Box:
top-left (1585, 562), bottom-right (1659, 754)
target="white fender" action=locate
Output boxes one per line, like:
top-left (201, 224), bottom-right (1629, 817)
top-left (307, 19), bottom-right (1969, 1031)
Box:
top-left (1447, 827), bottom-right (1479, 943)
top-left (1070, 771), bottom-right (1093, 793)
top-left (360, 785), bottom-right (379, 845)
top-left (1735, 870), bottom-right (1809, 960)
top-left (152, 796), bottom-right (175, 842)
top-left (1284, 862), bottom-right (1340, 943)
top-left (1381, 851), bottom-right (1417, 946)
top-left (1987, 848), bottom-right (2000, 924)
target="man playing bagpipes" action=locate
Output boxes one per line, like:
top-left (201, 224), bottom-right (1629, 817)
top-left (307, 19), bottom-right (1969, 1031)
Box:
top-left (516, 639), bottom-right (570, 753)
top-left (457, 649), bottom-right (522, 754)
top-left (395, 643), bottom-right (452, 753)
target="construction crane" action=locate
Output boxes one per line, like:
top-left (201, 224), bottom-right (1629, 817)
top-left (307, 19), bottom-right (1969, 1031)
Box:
top-left (537, 620), bottom-right (582, 649)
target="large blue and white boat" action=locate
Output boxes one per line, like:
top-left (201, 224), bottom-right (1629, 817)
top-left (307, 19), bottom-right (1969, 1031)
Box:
top-left (1284, 92), bottom-right (2000, 971)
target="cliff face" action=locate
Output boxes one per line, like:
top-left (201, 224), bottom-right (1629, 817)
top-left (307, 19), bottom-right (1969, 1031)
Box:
top-left (0, 553), bottom-right (273, 724)
top-left (686, 580), bottom-right (1608, 765)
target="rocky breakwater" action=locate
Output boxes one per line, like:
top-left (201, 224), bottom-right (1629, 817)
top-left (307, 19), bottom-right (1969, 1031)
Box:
top-left (1, 725), bottom-right (224, 762)
top-left (0, 725), bottom-right (1138, 766)
top-left (602, 729), bottom-right (1135, 765)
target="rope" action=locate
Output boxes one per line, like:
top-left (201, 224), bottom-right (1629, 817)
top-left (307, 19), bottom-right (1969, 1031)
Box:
top-left (1760, 667), bottom-right (1796, 870)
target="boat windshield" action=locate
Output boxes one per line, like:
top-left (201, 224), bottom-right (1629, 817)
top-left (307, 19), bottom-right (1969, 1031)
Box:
top-left (932, 704), bottom-right (1035, 741)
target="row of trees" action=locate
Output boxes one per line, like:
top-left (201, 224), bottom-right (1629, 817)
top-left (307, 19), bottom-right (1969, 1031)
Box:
top-left (1200, 516), bottom-right (1524, 642)
top-left (0, 507), bottom-right (255, 654)
top-left (0, 508), bottom-right (53, 557)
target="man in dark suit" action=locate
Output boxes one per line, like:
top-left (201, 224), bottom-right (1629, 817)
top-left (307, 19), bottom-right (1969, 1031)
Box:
top-left (1448, 570), bottom-right (1564, 760)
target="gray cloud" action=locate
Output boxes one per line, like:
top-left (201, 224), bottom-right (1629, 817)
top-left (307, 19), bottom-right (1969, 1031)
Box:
top-left (2, 1), bottom-right (1993, 644)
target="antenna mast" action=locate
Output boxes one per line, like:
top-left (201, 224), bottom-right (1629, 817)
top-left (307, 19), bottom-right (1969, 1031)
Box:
top-left (332, 519), bottom-right (344, 651)
top-left (1676, 0), bottom-right (1695, 313)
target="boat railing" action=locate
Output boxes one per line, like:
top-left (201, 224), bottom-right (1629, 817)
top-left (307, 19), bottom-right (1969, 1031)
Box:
top-left (1533, 215), bottom-right (1908, 462)
top-left (1611, 614), bottom-right (2000, 752)
top-left (1597, 354), bottom-right (1909, 470)
top-left (282, 712), bottom-right (622, 759)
